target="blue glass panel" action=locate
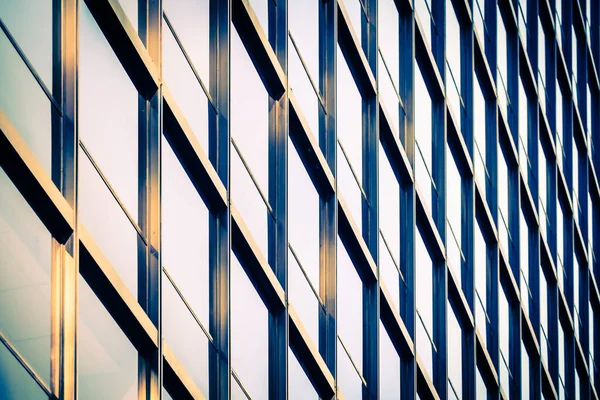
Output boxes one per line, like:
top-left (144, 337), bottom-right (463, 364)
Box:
top-left (80, 2), bottom-right (139, 218)
top-left (231, 255), bottom-right (269, 400)
top-left (0, 168), bottom-right (51, 385)
top-left (78, 276), bottom-right (138, 399)
top-left (162, 136), bottom-right (209, 326)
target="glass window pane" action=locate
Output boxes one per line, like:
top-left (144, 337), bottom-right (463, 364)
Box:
top-left (231, 255), bottom-right (269, 400)
top-left (380, 321), bottom-right (401, 400)
top-left (163, 0), bottom-right (210, 84)
top-left (289, 39), bottom-right (320, 137)
top-left (79, 152), bottom-right (140, 299)
top-left (0, 27), bottom-right (52, 175)
top-left (288, 141), bottom-right (320, 284)
top-left (162, 20), bottom-right (210, 152)
top-left (162, 136), bottom-right (209, 326)
top-left (337, 238), bottom-right (363, 370)
top-left (78, 276), bottom-right (138, 399)
top-left (0, 0), bottom-right (53, 90)
top-left (0, 168), bottom-right (51, 385)
top-left (231, 149), bottom-right (269, 258)
top-left (337, 338), bottom-right (363, 400)
top-left (231, 27), bottom-right (269, 192)
top-left (378, 0), bottom-right (399, 88)
top-left (80, 2), bottom-right (139, 218)
top-left (0, 340), bottom-right (50, 400)
top-left (162, 272), bottom-right (209, 397)
top-left (448, 305), bottom-right (462, 399)
top-left (289, 0), bottom-right (319, 80)
top-left (379, 144), bottom-right (400, 260)
top-left (288, 248), bottom-right (320, 348)
top-left (289, 348), bottom-right (319, 400)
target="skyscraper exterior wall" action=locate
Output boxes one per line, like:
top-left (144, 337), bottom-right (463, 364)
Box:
top-left (0, 0), bottom-right (599, 398)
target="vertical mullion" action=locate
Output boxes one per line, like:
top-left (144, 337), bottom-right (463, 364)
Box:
top-left (399, 2), bottom-right (416, 398)
top-left (362, 0), bottom-right (379, 398)
top-left (51, 0), bottom-right (78, 398)
top-left (138, 0), bottom-right (162, 399)
top-left (268, 0), bottom-right (288, 398)
top-left (209, 0), bottom-right (231, 398)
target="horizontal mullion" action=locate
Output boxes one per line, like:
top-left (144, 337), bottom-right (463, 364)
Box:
top-left (337, 0), bottom-right (377, 97)
top-left (231, 0), bottom-right (286, 99)
top-left (541, 360), bottom-right (559, 400)
top-left (162, 87), bottom-right (228, 213)
top-left (590, 268), bottom-right (600, 307)
top-left (379, 102), bottom-right (414, 185)
top-left (520, 173), bottom-right (541, 228)
top-left (539, 103), bottom-right (557, 163)
top-left (380, 283), bottom-right (415, 358)
top-left (288, 92), bottom-right (335, 197)
top-left (163, 341), bottom-right (207, 400)
top-left (83, 0), bottom-right (159, 99)
top-left (589, 158), bottom-right (600, 203)
top-left (558, 286), bottom-right (575, 334)
top-left (475, 329), bottom-right (500, 390)
top-left (446, 107), bottom-right (475, 178)
top-left (449, 0), bottom-right (472, 26)
top-left (230, 205), bottom-right (286, 312)
top-left (474, 31), bottom-right (498, 100)
top-left (574, 220), bottom-right (589, 265)
top-left (414, 15), bottom-right (445, 101)
top-left (573, 99), bottom-right (588, 150)
top-left (521, 308), bottom-right (541, 358)
top-left (519, 41), bottom-right (539, 97)
top-left (538, 0), bottom-right (556, 39)
top-left (79, 226), bottom-right (158, 354)
top-left (415, 185), bottom-right (446, 263)
top-left (416, 354), bottom-right (440, 400)
top-left (0, 110), bottom-right (74, 244)
top-left (497, 0), bottom-right (518, 35)
top-left (498, 107), bottom-right (519, 168)
top-left (288, 304), bottom-right (336, 399)
top-left (556, 45), bottom-right (571, 97)
top-left (588, 46), bottom-right (600, 93)
top-left (337, 195), bottom-right (378, 283)
top-left (575, 335), bottom-right (590, 376)
top-left (475, 180), bottom-right (499, 243)
top-left (447, 263), bottom-right (475, 330)
top-left (557, 166), bottom-right (574, 216)
top-left (540, 233), bottom-right (558, 284)
top-left (499, 247), bottom-right (520, 304)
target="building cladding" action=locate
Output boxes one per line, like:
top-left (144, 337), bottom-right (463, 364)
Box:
top-left (1, 0), bottom-right (600, 398)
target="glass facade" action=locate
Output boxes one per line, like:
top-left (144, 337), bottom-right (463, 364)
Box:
top-left (1, 0), bottom-right (600, 398)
